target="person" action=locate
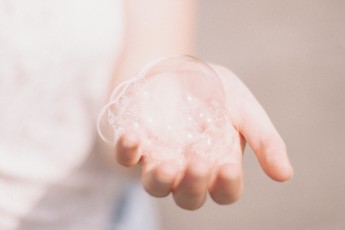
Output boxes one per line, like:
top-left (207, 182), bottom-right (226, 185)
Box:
top-left (0, 0), bottom-right (292, 229)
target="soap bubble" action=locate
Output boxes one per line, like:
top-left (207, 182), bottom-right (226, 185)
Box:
top-left (98, 56), bottom-right (238, 165)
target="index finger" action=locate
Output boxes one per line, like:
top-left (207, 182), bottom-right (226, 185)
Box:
top-left (213, 65), bottom-right (293, 182)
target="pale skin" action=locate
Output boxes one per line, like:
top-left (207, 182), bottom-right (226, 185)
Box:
top-left (112, 1), bottom-right (292, 210)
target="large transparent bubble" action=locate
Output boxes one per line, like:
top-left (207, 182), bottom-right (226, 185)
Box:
top-left (98, 56), bottom-right (237, 165)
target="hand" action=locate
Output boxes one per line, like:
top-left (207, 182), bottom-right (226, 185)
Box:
top-left (115, 64), bottom-right (292, 210)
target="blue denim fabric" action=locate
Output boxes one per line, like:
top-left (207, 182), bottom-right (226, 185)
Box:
top-left (111, 183), bottom-right (161, 230)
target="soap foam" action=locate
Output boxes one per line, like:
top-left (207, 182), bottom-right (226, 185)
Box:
top-left (98, 56), bottom-right (237, 165)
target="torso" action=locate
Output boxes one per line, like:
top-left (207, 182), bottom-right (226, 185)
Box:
top-left (0, 1), bottom-right (126, 228)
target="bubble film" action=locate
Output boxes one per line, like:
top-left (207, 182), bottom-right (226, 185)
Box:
top-left (98, 56), bottom-right (237, 165)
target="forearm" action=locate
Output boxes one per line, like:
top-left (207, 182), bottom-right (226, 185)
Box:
top-left (112, 0), bottom-right (197, 88)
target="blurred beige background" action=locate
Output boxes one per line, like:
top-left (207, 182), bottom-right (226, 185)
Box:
top-left (157, 1), bottom-right (345, 229)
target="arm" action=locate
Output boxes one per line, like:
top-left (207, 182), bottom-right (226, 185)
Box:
top-left (113, 1), bottom-right (292, 210)
top-left (112, 0), bottom-right (197, 86)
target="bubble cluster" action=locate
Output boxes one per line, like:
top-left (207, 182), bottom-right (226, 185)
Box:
top-left (98, 56), bottom-right (237, 165)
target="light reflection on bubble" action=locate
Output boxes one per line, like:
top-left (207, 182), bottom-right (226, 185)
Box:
top-left (98, 56), bottom-right (238, 165)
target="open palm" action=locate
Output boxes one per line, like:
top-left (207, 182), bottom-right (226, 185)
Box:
top-left (115, 64), bottom-right (292, 210)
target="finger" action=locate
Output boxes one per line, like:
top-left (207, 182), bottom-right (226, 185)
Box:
top-left (237, 97), bottom-right (292, 182)
top-left (213, 65), bottom-right (292, 182)
top-left (115, 133), bottom-right (142, 167)
top-left (209, 163), bottom-right (243, 205)
top-left (173, 159), bottom-right (209, 210)
top-left (141, 161), bottom-right (179, 197)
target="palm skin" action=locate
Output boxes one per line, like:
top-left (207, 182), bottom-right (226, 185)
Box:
top-left (114, 64), bottom-right (292, 210)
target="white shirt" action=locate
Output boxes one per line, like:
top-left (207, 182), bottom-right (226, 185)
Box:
top-left (0, 1), bottom-right (155, 229)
